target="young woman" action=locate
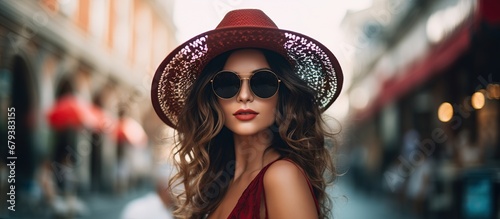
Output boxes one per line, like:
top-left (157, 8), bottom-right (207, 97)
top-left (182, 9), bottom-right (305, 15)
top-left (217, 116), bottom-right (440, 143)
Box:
top-left (151, 9), bottom-right (343, 219)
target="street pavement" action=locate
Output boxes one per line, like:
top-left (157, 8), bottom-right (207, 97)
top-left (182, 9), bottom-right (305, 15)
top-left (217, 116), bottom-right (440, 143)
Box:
top-left (330, 176), bottom-right (419, 219)
top-left (79, 188), bottom-right (152, 219)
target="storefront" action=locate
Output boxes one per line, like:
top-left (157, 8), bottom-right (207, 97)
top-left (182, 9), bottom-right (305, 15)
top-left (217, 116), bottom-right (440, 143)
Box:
top-left (347, 0), bottom-right (500, 218)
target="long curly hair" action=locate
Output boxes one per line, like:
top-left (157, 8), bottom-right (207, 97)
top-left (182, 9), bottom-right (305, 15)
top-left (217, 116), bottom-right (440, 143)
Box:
top-left (169, 49), bottom-right (337, 219)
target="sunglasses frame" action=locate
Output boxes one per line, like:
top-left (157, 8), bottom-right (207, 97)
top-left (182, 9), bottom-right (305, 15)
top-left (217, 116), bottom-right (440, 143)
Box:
top-left (210, 69), bottom-right (281, 99)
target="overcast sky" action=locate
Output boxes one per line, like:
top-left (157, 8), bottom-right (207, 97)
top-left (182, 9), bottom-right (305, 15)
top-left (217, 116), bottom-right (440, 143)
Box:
top-left (173, 0), bottom-right (371, 50)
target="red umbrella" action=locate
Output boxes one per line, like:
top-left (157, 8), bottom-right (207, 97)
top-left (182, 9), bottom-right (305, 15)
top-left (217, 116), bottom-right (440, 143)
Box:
top-left (114, 117), bottom-right (148, 147)
top-left (47, 95), bottom-right (101, 130)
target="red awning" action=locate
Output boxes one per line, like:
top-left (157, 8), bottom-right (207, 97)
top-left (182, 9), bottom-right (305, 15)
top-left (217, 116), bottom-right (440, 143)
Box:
top-left (90, 105), bottom-right (115, 132)
top-left (47, 95), bottom-right (108, 131)
top-left (114, 117), bottom-right (148, 147)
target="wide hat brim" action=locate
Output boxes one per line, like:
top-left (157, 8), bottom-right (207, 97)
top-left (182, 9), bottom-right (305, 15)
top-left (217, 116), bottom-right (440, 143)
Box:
top-left (151, 9), bottom-right (343, 128)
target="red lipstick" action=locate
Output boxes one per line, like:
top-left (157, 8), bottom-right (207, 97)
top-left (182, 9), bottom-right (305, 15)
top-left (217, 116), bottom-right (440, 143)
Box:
top-left (233, 109), bottom-right (258, 121)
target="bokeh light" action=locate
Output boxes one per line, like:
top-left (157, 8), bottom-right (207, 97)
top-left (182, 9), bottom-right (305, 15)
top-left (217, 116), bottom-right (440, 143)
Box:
top-left (438, 102), bottom-right (454, 122)
top-left (471, 91), bottom-right (485, 109)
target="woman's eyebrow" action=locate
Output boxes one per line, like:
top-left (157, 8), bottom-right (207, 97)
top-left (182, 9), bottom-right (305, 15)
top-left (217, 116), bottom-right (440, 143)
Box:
top-left (251, 67), bottom-right (272, 73)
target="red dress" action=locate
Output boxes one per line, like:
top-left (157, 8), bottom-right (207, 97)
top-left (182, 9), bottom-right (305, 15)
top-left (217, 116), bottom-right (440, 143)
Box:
top-left (226, 159), bottom-right (320, 219)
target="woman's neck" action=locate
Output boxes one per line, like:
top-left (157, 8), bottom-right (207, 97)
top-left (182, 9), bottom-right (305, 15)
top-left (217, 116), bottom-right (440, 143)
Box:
top-left (232, 130), bottom-right (279, 180)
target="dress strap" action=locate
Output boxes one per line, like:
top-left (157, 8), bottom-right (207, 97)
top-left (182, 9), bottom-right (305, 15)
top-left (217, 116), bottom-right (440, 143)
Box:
top-left (226, 158), bottom-right (281, 219)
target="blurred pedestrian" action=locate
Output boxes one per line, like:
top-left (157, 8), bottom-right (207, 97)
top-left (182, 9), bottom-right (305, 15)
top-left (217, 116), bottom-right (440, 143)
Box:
top-left (35, 159), bottom-right (88, 218)
top-left (150, 9), bottom-right (343, 219)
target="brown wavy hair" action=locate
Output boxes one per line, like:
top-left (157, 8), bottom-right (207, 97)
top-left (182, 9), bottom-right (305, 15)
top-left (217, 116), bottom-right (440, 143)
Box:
top-left (169, 49), bottom-right (337, 219)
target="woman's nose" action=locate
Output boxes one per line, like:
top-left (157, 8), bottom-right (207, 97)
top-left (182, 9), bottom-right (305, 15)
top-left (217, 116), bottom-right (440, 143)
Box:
top-left (236, 79), bottom-right (254, 103)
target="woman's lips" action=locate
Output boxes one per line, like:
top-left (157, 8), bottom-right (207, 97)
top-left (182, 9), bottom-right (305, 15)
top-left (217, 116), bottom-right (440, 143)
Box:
top-left (233, 109), bottom-right (259, 121)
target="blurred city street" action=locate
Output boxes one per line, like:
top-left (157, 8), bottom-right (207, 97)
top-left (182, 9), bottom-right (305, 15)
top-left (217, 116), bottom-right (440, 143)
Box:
top-left (1, 175), bottom-right (422, 219)
top-left (1, 0), bottom-right (500, 218)
top-left (76, 176), bottom-right (423, 219)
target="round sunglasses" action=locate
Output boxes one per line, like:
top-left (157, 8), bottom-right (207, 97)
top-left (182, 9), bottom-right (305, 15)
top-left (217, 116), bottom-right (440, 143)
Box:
top-left (210, 69), bottom-right (281, 99)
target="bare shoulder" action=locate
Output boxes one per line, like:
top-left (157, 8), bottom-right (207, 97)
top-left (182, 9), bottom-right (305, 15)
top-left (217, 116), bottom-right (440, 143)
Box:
top-left (264, 160), bottom-right (306, 184)
top-left (263, 160), bottom-right (318, 219)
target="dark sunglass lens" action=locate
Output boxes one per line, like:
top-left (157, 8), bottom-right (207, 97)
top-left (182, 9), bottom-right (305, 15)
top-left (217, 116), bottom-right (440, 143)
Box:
top-left (251, 71), bottom-right (279, 98)
top-left (212, 71), bottom-right (240, 98)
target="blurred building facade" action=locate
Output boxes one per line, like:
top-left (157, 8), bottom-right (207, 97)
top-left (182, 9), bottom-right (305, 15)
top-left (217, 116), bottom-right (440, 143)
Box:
top-left (341, 0), bottom-right (500, 218)
top-left (0, 0), bottom-right (176, 217)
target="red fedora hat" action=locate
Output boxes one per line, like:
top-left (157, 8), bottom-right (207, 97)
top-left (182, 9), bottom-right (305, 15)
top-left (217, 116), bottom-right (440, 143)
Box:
top-left (151, 9), bottom-right (343, 128)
